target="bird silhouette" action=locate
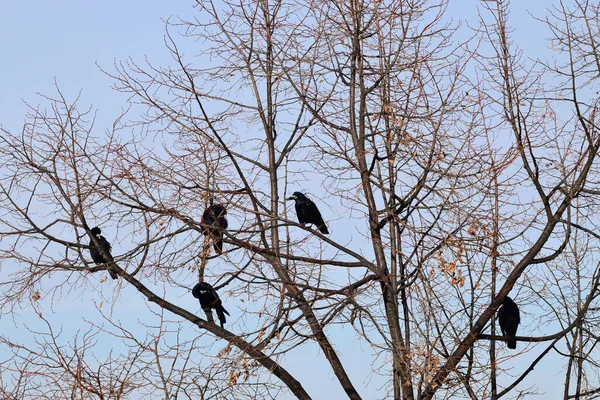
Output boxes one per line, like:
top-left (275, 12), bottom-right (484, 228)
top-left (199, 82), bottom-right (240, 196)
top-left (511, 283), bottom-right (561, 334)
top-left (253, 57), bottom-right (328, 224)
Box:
top-left (192, 282), bottom-right (230, 327)
top-left (286, 192), bottom-right (329, 234)
top-left (498, 296), bottom-right (520, 349)
top-left (201, 204), bottom-right (228, 254)
top-left (89, 226), bottom-right (118, 279)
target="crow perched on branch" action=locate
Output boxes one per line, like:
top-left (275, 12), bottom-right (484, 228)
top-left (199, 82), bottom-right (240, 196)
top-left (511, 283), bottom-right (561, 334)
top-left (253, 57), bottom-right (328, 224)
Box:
top-left (192, 282), bottom-right (230, 327)
top-left (286, 192), bottom-right (329, 234)
top-left (498, 296), bottom-right (520, 349)
top-left (201, 204), bottom-right (228, 254)
top-left (89, 226), bottom-right (118, 279)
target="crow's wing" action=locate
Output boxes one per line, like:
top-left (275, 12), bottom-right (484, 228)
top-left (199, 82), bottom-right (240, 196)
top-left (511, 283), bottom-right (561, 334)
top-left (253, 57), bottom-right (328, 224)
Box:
top-left (294, 201), bottom-right (306, 224)
top-left (201, 209), bottom-right (215, 233)
top-left (213, 236), bottom-right (224, 254)
top-left (306, 201), bottom-right (328, 233)
top-left (220, 215), bottom-right (229, 230)
top-left (305, 200), bottom-right (322, 222)
top-left (102, 237), bottom-right (112, 254)
top-left (506, 309), bottom-right (520, 335)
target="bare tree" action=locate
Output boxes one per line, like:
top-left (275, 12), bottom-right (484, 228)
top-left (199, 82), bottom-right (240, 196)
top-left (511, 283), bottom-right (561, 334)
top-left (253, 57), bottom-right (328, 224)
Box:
top-left (3, 0), bottom-right (600, 399)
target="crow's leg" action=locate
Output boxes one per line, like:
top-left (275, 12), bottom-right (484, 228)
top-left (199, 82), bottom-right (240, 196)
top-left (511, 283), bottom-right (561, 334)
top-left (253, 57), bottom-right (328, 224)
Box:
top-left (202, 308), bottom-right (215, 323)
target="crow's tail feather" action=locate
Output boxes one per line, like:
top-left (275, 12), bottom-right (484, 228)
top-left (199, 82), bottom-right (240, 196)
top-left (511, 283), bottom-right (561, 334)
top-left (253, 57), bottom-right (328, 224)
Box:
top-left (315, 217), bottom-right (329, 234)
top-left (214, 238), bottom-right (223, 254)
top-left (215, 304), bottom-right (230, 327)
top-left (108, 263), bottom-right (118, 279)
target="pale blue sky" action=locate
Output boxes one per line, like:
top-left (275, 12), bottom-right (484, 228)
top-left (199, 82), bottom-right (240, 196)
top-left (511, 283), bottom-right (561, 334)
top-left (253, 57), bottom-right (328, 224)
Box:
top-left (1, 1), bottom-right (190, 132)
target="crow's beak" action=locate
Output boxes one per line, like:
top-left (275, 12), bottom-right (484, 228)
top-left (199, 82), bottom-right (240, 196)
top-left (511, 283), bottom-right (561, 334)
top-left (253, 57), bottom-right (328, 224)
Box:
top-left (286, 195), bottom-right (296, 201)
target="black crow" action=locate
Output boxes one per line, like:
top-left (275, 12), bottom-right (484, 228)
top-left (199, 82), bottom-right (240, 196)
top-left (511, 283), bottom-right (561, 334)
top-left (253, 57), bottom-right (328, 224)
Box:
top-left (286, 192), bottom-right (329, 234)
top-left (498, 296), bottom-right (520, 349)
top-left (89, 227), bottom-right (118, 279)
top-left (201, 204), bottom-right (228, 254)
top-left (192, 282), bottom-right (230, 327)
